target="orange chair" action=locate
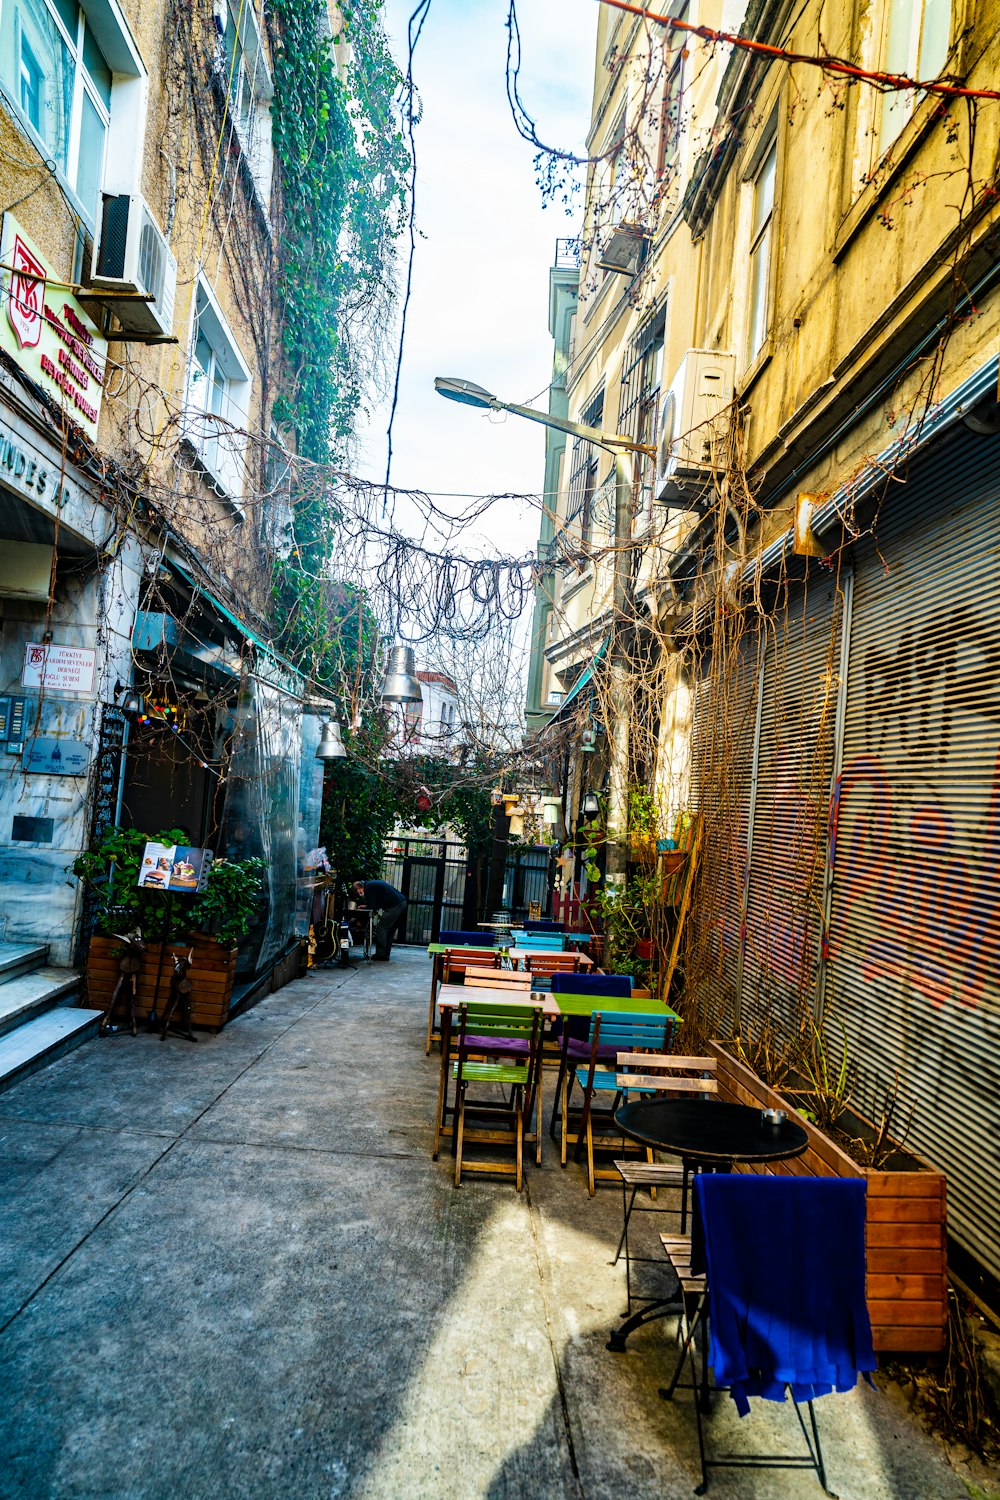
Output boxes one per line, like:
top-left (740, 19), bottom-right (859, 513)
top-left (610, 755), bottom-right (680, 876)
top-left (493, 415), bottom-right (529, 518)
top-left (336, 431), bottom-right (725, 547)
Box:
top-left (526, 952), bottom-right (581, 990)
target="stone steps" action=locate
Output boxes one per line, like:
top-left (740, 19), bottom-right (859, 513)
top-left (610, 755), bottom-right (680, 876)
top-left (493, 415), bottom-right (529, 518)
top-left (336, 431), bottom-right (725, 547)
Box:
top-left (0, 967), bottom-right (84, 1039)
top-left (0, 940), bottom-right (93, 1093)
top-left (0, 1008), bottom-right (102, 1095)
top-left (0, 942), bottom-right (51, 983)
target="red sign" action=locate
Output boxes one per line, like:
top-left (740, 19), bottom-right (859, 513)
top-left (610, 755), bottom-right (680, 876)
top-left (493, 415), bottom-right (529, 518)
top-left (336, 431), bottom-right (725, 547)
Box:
top-left (7, 234), bottom-right (44, 351)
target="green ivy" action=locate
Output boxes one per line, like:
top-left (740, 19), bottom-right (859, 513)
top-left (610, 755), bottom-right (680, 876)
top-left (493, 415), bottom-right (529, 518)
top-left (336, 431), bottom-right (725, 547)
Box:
top-left (320, 757), bottom-right (400, 887)
top-left (268, 0), bottom-right (409, 464)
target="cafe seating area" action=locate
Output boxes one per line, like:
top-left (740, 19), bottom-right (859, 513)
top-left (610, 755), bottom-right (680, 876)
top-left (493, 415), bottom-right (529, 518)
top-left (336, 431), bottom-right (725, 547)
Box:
top-left (420, 916), bottom-right (880, 1495)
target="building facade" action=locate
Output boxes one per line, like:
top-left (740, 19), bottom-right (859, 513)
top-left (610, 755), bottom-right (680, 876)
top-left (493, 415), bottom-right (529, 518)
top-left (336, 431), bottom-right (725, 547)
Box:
top-left (0, 0), bottom-right (363, 973)
top-left (530, 0), bottom-right (1000, 1297)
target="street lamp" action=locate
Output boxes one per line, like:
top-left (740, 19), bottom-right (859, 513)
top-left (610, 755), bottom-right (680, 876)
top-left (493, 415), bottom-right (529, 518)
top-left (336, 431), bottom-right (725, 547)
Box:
top-left (380, 643), bottom-right (422, 705)
top-left (434, 374), bottom-right (655, 878)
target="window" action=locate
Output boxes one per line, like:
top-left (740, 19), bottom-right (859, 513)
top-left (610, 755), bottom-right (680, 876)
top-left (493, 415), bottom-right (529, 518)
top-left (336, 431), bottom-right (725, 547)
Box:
top-left (878, 0), bottom-right (950, 153)
top-left (0, 0), bottom-right (113, 223)
top-left (620, 313), bottom-right (665, 516)
top-left (657, 4), bottom-right (689, 178)
top-left (745, 135), bottom-right (777, 366)
top-left (184, 277), bottom-right (252, 506)
top-left (566, 388), bottom-right (605, 550)
top-left (261, 426), bottom-right (293, 556)
top-left (218, 0), bottom-right (273, 208)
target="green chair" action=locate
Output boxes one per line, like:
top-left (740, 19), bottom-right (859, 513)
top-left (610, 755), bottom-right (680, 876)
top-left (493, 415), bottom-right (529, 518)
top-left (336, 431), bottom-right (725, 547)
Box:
top-left (444, 1000), bottom-right (543, 1191)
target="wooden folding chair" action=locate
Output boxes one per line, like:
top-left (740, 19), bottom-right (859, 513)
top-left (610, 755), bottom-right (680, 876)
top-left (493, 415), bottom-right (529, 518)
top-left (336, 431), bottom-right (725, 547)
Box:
top-left (525, 952), bottom-right (580, 991)
top-left (612, 1054), bottom-right (717, 1316)
top-left (559, 1012), bottom-right (677, 1194)
top-left (447, 1001), bottom-right (543, 1191)
top-left (427, 947), bottom-right (498, 1053)
top-left (463, 965), bottom-right (533, 991)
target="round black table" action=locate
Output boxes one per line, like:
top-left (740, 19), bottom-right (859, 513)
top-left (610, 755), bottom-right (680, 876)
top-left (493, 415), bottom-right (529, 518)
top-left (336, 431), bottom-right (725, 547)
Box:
top-left (615, 1097), bottom-right (809, 1168)
top-left (607, 1098), bottom-right (808, 1351)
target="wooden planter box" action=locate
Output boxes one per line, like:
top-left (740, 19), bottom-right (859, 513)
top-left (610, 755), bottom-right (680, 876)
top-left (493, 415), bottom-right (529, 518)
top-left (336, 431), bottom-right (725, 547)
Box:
top-left (709, 1041), bottom-right (948, 1354)
top-left (86, 934), bottom-right (238, 1032)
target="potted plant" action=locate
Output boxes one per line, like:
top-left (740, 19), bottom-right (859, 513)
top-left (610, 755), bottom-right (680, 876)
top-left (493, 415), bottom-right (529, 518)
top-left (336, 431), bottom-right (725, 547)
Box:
top-left (704, 1008), bottom-right (948, 1354)
top-left (73, 827), bottom-right (265, 1031)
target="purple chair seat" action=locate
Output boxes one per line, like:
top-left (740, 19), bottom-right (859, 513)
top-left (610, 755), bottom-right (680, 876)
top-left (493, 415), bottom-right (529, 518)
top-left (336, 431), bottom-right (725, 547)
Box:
top-left (565, 1037), bottom-right (618, 1061)
top-left (463, 1034), bottom-right (530, 1056)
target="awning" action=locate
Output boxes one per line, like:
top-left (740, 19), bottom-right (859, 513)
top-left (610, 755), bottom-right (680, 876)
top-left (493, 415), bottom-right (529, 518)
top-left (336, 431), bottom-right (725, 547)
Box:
top-left (545, 639), bottom-right (608, 726)
top-left (164, 554), bottom-right (301, 684)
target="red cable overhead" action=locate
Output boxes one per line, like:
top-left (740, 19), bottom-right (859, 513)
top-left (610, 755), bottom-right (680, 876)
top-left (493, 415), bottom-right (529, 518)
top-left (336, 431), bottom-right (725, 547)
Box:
top-left (597, 0), bottom-right (1000, 102)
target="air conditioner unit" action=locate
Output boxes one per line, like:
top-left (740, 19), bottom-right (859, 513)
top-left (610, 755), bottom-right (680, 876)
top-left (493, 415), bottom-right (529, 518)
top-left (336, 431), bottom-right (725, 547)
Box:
top-left (90, 195), bottom-right (177, 338)
top-left (654, 348), bottom-right (736, 505)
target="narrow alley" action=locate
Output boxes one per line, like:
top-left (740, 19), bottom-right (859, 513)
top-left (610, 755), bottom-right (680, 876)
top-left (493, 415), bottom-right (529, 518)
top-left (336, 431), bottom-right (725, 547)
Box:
top-left (0, 951), bottom-right (970, 1500)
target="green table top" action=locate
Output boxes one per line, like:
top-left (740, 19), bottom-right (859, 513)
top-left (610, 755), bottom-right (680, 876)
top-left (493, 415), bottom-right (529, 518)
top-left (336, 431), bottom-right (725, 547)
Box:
top-left (552, 993), bottom-right (681, 1019)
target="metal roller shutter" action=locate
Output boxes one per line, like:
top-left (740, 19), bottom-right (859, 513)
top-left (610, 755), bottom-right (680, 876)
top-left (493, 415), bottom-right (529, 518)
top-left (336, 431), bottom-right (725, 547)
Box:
top-left (688, 631), bottom-right (760, 1031)
top-left (826, 424), bottom-right (1000, 1280)
top-left (740, 573), bottom-right (844, 1032)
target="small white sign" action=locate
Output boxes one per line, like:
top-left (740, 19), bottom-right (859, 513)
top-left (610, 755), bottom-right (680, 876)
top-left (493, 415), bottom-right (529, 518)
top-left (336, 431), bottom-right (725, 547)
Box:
top-left (22, 641), bottom-right (96, 692)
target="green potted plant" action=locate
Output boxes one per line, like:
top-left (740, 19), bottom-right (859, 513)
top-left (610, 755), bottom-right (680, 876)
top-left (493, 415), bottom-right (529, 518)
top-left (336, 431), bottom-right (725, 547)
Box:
top-left (73, 827), bottom-right (265, 1030)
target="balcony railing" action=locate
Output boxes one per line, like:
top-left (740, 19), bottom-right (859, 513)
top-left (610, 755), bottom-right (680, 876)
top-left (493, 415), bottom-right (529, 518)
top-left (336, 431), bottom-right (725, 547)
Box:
top-left (554, 236), bottom-right (582, 268)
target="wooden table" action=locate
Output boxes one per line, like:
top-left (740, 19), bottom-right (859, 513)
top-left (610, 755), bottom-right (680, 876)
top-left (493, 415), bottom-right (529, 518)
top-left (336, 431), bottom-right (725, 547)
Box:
top-left (424, 944), bottom-right (596, 1053)
top-left (433, 986), bottom-right (681, 1160)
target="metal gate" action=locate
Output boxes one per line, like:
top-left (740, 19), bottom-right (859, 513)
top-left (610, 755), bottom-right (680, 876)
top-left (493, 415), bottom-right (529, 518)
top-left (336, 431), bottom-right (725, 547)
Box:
top-left (503, 846), bottom-right (553, 920)
top-left (381, 837), bottom-right (467, 944)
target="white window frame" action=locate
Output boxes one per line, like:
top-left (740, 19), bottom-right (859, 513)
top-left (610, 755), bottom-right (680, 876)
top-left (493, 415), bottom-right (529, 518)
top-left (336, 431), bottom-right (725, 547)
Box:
top-left (743, 131), bottom-right (777, 371)
top-left (877, 0), bottom-right (951, 156)
top-left (183, 275), bottom-right (253, 510)
top-left (217, 0), bottom-right (274, 211)
top-left (0, 0), bottom-right (145, 227)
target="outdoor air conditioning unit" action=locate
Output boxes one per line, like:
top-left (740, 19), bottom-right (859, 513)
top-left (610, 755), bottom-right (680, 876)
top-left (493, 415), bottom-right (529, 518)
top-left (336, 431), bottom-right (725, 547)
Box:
top-left (90, 194), bottom-right (177, 338)
top-left (654, 348), bottom-right (736, 505)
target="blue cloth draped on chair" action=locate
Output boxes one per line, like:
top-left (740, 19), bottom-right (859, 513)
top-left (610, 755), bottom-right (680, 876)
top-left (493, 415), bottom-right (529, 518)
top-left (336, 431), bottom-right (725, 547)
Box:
top-left (691, 1174), bottom-right (876, 1417)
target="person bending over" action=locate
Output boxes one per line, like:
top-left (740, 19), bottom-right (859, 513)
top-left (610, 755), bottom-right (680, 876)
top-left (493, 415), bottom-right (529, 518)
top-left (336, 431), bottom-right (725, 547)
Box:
top-left (352, 879), bottom-right (407, 961)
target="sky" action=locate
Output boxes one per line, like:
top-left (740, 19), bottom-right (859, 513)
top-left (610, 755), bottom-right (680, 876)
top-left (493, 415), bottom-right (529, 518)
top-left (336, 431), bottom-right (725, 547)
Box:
top-left (354, 0), bottom-right (599, 557)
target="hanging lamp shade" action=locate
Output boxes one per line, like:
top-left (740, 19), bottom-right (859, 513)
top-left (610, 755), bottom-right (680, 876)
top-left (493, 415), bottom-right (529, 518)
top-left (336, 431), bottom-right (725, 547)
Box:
top-left (380, 644), bottom-right (423, 704)
top-left (581, 791), bottom-right (601, 818)
top-left (316, 720), bottom-right (347, 760)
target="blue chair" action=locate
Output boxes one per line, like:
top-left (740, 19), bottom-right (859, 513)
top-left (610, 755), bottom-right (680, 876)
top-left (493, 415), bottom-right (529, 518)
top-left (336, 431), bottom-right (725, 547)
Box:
top-left (439, 929), bottom-right (488, 946)
top-left (662, 1174), bottom-right (875, 1495)
top-left (524, 919), bottom-right (566, 933)
top-left (514, 933), bottom-right (565, 951)
top-left (561, 1010), bottom-right (677, 1193)
top-left (548, 975), bottom-right (632, 1139)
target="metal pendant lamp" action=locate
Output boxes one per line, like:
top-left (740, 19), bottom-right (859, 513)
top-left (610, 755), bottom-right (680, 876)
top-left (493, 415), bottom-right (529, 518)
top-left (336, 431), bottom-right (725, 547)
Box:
top-left (316, 720), bottom-right (347, 760)
top-left (380, 643), bottom-right (422, 704)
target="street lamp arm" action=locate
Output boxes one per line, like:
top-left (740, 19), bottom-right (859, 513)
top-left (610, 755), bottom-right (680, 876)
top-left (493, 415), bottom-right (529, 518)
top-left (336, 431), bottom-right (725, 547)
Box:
top-left (496, 398), bottom-right (656, 458)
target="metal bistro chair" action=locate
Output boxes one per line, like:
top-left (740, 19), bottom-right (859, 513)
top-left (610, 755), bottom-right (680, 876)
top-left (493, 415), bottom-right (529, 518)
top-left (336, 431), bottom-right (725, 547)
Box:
top-left (660, 1174), bottom-right (875, 1496)
top-left (445, 1000), bottom-right (544, 1191)
top-left (612, 1053), bottom-right (718, 1319)
top-left (560, 1011), bottom-right (677, 1194)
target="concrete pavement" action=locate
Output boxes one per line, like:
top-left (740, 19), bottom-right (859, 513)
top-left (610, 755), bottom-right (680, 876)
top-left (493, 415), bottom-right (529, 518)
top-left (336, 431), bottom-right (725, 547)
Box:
top-left (0, 947), bottom-right (980, 1499)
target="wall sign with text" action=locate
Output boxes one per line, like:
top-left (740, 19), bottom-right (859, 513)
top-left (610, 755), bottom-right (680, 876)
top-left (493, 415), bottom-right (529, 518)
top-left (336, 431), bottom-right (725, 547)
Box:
top-left (0, 215), bottom-right (107, 443)
top-left (22, 642), bottom-right (96, 693)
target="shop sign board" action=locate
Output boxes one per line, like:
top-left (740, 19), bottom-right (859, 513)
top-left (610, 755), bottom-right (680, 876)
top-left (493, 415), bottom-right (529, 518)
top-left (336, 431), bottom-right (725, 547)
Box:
top-left (0, 215), bottom-right (107, 442)
top-left (22, 736), bottom-right (90, 775)
top-left (138, 843), bottom-right (214, 893)
top-left (22, 642), bottom-right (96, 692)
